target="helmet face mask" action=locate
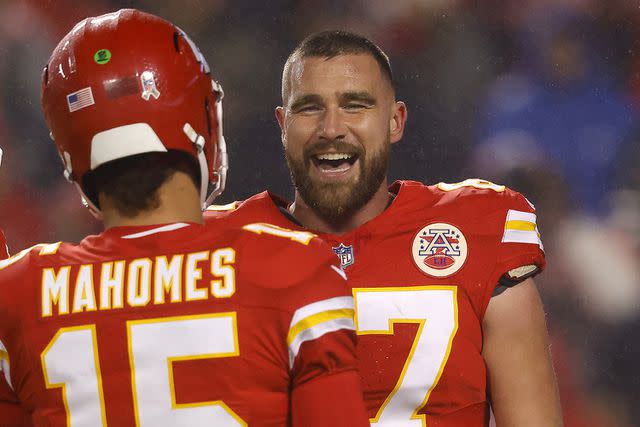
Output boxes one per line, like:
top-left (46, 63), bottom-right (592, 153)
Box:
top-left (41, 9), bottom-right (227, 215)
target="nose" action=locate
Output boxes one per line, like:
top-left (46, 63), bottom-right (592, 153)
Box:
top-left (319, 106), bottom-right (347, 141)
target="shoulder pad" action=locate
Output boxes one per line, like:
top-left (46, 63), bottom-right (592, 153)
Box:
top-left (205, 201), bottom-right (239, 212)
top-left (237, 223), bottom-right (338, 289)
top-left (0, 242), bottom-right (62, 272)
top-left (436, 178), bottom-right (506, 195)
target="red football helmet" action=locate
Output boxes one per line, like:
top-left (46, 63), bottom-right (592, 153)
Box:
top-left (41, 9), bottom-right (227, 215)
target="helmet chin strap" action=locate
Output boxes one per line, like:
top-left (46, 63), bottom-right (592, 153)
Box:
top-left (204, 95), bottom-right (228, 208)
top-left (75, 182), bottom-right (103, 220)
top-left (196, 139), bottom-right (210, 209)
top-left (54, 143), bottom-right (104, 220)
top-left (186, 85), bottom-right (228, 210)
top-left (183, 123), bottom-right (211, 209)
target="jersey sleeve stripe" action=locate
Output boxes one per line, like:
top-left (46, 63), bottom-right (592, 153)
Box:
top-left (505, 209), bottom-right (537, 223)
top-left (0, 340), bottom-right (12, 390)
top-left (289, 296), bottom-right (353, 328)
top-left (502, 209), bottom-right (543, 249)
top-left (287, 308), bottom-right (355, 346)
top-left (504, 220), bottom-right (536, 232)
top-left (288, 296), bottom-right (355, 368)
top-left (502, 229), bottom-right (543, 247)
top-left (288, 317), bottom-right (355, 368)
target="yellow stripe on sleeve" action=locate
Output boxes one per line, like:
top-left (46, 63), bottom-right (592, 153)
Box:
top-left (504, 220), bottom-right (536, 231)
top-left (287, 308), bottom-right (354, 346)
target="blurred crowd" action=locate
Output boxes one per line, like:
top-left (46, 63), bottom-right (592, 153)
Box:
top-left (1, 0), bottom-right (639, 425)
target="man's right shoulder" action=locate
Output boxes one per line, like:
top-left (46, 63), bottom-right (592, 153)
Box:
top-left (0, 242), bottom-right (68, 301)
top-left (204, 191), bottom-right (287, 226)
top-left (233, 222), bottom-right (342, 290)
top-left (0, 242), bottom-right (66, 272)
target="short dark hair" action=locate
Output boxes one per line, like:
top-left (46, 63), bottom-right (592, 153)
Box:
top-left (282, 30), bottom-right (394, 101)
top-left (82, 150), bottom-right (200, 218)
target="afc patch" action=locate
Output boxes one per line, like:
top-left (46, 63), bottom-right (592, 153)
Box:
top-left (332, 243), bottom-right (354, 269)
top-left (412, 223), bottom-right (468, 277)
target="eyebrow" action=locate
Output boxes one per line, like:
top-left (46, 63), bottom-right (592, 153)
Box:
top-left (340, 91), bottom-right (376, 105)
top-left (289, 94), bottom-right (323, 112)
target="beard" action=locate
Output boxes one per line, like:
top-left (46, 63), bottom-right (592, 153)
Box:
top-left (285, 139), bottom-right (389, 225)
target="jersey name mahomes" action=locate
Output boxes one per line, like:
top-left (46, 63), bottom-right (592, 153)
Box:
top-left (40, 248), bottom-right (236, 318)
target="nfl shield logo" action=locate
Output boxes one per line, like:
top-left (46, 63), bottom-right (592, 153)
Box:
top-left (332, 243), bottom-right (355, 269)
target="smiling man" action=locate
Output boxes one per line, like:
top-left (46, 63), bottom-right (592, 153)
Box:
top-left (206, 31), bottom-right (563, 426)
top-left (279, 45), bottom-right (402, 233)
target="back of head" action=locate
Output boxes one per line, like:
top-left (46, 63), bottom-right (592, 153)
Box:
top-left (282, 30), bottom-right (394, 102)
top-left (41, 9), bottom-right (227, 217)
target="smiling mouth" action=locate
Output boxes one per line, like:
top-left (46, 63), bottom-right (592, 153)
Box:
top-left (311, 152), bottom-right (359, 174)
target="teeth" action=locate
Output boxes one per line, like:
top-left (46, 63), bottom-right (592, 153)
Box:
top-left (316, 153), bottom-right (353, 160)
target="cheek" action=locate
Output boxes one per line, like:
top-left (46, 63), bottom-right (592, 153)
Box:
top-left (351, 114), bottom-right (388, 147)
top-left (285, 116), bottom-right (316, 147)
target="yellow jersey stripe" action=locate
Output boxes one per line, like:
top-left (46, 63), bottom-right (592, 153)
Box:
top-left (0, 350), bottom-right (8, 362)
top-left (287, 308), bottom-right (354, 345)
top-left (505, 220), bottom-right (536, 231)
top-left (206, 202), bottom-right (238, 211)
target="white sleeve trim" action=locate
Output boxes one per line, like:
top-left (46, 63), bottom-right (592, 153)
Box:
top-left (0, 339), bottom-right (12, 390)
top-left (287, 296), bottom-right (355, 368)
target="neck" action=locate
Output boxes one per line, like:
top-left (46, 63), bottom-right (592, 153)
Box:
top-left (101, 172), bottom-right (204, 229)
top-left (289, 180), bottom-right (391, 235)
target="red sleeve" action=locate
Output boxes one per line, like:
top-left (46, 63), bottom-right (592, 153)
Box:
top-left (284, 246), bottom-right (368, 426)
top-left (292, 368), bottom-right (369, 427)
top-left (237, 225), bottom-right (369, 423)
top-left (0, 230), bottom-right (9, 260)
top-left (481, 189), bottom-right (546, 313)
top-left (0, 378), bottom-right (31, 427)
top-left (494, 189), bottom-right (545, 278)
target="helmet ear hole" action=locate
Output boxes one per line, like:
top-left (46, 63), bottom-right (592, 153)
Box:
top-left (173, 31), bottom-right (180, 53)
top-left (42, 65), bottom-right (49, 87)
top-left (204, 98), bottom-right (212, 137)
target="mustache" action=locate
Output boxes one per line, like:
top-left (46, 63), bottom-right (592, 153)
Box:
top-left (303, 140), bottom-right (363, 158)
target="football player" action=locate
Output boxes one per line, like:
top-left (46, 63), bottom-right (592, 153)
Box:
top-left (0, 147), bottom-right (32, 426)
top-left (206, 31), bottom-right (563, 426)
top-left (0, 13), bottom-right (369, 427)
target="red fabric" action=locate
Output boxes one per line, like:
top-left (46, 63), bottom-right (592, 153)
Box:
top-left (291, 369), bottom-right (369, 427)
top-left (0, 221), bottom-right (364, 426)
top-left (0, 380), bottom-right (32, 427)
top-left (0, 229), bottom-right (34, 427)
top-left (0, 230), bottom-right (8, 260)
top-left (206, 180), bottom-right (546, 426)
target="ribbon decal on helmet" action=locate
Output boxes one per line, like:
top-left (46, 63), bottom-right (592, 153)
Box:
top-left (140, 71), bottom-right (160, 100)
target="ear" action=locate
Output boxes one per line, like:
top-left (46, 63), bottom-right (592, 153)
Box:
top-left (275, 106), bottom-right (286, 142)
top-left (389, 101), bottom-right (407, 144)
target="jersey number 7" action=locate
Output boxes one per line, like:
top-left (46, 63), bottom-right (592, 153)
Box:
top-left (353, 286), bottom-right (458, 426)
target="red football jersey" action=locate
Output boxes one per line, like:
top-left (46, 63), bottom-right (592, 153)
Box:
top-left (0, 228), bottom-right (32, 427)
top-left (205, 179), bottom-right (546, 426)
top-left (0, 221), bottom-right (369, 427)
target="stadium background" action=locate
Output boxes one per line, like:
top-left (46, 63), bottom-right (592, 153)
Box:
top-left (1, 0), bottom-right (639, 425)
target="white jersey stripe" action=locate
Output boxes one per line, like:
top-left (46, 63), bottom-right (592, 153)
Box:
top-left (288, 317), bottom-right (355, 368)
top-left (505, 209), bottom-right (537, 224)
top-left (289, 296), bottom-right (353, 328)
top-left (502, 229), bottom-right (543, 247)
top-left (0, 339), bottom-right (12, 390)
top-left (121, 222), bottom-right (190, 239)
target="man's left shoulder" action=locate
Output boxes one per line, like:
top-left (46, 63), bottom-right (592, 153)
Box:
top-left (428, 178), bottom-right (537, 214)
